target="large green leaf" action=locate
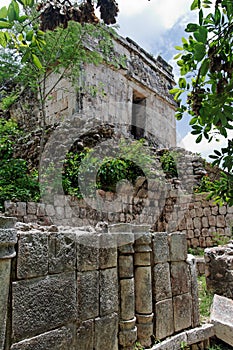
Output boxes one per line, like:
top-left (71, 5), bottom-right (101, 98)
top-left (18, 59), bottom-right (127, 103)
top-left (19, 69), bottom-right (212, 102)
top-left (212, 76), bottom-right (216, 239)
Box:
top-left (32, 53), bottom-right (43, 69)
top-left (7, 0), bottom-right (19, 22)
top-left (194, 42), bottom-right (206, 61)
top-left (0, 6), bottom-right (7, 19)
top-left (0, 32), bottom-right (8, 47)
top-left (0, 20), bottom-right (12, 29)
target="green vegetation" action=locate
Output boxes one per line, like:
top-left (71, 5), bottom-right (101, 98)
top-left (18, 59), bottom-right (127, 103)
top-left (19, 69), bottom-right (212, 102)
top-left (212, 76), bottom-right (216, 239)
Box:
top-left (188, 247), bottom-right (205, 256)
top-left (171, 0), bottom-right (233, 205)
top-left (198, 275), bottom-right (214, 323)
top-left (160, 150), bottom-right (178, 178)
top-left (0, 119), bottom-right (39, 210)
top-left (62, 138), bottom-right (153, 198)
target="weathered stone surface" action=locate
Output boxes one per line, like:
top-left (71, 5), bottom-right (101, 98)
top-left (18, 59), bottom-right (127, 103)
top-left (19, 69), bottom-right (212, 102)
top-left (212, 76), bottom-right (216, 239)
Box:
top-left (0, 259), bottom-right (11, 350)
top-left (76, 232), bottom-right (99, 271)
top-left (173, 293), bottom-right (192, 332)
top-left (99, 234), bottom-right (117, 269)
top-left (186, 324), bottom-right (214, 345)
top-left (100, 268), bottom-right (118, 316)
top-left (153, 263), bottom-right (172, 301)
top-left (77, 271), bottom-right (99, 320)
top-left (12, 272), bottom-right (76, 341)
top-left (155, 298), bottom-right (174, 340)
top-left (171, 262), bottom-right (190, 296)
top-left (169, 232), bottom-right (187, 261)
top-left (17, 232), bottom-right (48, 279)
top-left (151, 331), bottom-right (187, 350)
top-left (187, 254), bottom-right (200, 327)
top-left (136, 313), bottom-right (154, 348)
top-left (94, 313), bottom-right (118, 350)
top-left (10, 327), bottom-right (73, 350)
top-left (120, 278), bottom-right (135, 320)
top-left (135, 266), bottom-right (153, 314)
top-left (49, 231), bottom-right (76, 273)
top-left (210, 294), bottom-right (233, 347)
top-left (77, 320), bottom-right (94, 350)
top-left (118, 255), bottom-right (134, 278)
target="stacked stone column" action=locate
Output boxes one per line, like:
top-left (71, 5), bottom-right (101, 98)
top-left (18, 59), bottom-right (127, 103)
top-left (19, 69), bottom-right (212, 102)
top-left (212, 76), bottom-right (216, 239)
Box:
top-left (0, 217), bottom-right (17, 350)
top-left (117, 224), bottom-right (137, 350)
top-left (134, 226), bottom-right (154, 348)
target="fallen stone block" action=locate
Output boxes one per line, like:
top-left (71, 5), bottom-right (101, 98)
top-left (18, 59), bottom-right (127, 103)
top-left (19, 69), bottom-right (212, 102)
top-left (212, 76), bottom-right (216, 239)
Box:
top-left (210, 294), bottom-right (233, 347)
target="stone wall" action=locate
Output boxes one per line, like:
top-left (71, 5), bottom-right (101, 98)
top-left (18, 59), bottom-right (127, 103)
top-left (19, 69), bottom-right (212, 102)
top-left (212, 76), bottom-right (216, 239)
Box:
top-left (3, 219), bottom-right (201, 350)
top-left (4, 191), bottom-right (233, 249)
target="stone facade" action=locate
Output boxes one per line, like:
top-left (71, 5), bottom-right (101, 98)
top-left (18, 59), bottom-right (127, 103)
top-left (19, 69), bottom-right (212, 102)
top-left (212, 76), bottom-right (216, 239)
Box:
top-left (2, 218), bottom-right (205, 350)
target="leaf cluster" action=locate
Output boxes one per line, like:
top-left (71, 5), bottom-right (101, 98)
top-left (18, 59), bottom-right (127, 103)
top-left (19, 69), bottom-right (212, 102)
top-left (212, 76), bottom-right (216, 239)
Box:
top-left (171, 0), bottom-right (233, 204)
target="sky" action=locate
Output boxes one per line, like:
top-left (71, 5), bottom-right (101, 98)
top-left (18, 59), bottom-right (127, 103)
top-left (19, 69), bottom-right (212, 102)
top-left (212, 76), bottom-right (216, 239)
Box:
top-left (1, 0), bottom-right (231, 161)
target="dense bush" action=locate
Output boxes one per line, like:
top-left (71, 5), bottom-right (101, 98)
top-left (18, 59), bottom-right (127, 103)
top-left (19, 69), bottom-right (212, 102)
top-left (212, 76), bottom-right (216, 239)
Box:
top-left (0, 119), bottom-right (40, 210)
top-left (62, 138), bottom-right (153, 198)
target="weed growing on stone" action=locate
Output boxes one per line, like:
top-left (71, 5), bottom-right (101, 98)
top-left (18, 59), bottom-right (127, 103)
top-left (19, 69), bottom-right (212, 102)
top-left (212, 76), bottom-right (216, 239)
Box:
top-left (198, 276), bottom-right (214, 323)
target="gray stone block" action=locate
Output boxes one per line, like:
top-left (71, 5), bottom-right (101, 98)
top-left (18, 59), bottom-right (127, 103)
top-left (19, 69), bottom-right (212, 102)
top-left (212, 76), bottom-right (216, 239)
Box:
top-left (99, 234), bottom-right (117, 269)
top-left (17, 232), bottom-right (48, 279)
top-left (173, 293), bottom-right (192, 332)
top-left (12, 272), bottom-right (76, 342)
top-left (186, 324), bottom-right (214, 345)
top-left (10, 327), bottom-right (73, 350)
top-left (150, 332), bottom-right (187, 350)
top-left (77, 320), bottom-right (94, 350)
top-left (49, 231), bottom-right (76, 273)
top-left (153, 263), bottom-right (172, 301)
top-left (155, 299), bottom-right (174, 340)
top-left (118, 255), bottom-right (134, 278)
top-left (171, 262), bottom-right (190, 296)
top-left (100, 268), bottom-right (118, 316)
top-left (94, 313), bottom-right (118, 350)
top-left (152, 232), bottom-right (170, 263)
top-left (210, 294), bottom-right (233, 347)
top-left (76, 232), bottom-right (99, 271)
top-left (120, 278), bottom-right (135, 321)
top-left (169, 232), bottom-right (187, 261)
top-left (77, 271), bottom-right (99, 320)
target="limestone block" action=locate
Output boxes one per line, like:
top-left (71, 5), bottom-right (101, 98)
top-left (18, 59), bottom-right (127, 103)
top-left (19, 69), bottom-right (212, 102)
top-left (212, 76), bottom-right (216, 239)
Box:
top-left (135, 266), bottom-right (153, 314)
top-left (99, 234), bottom-right (117, 269)
top-left (45, 204), bottom-right (55, 217)
top-left (36, 203), bottom-right (45, 217)
top-left (12, 272), bottom-right (76, 342)
top-left (76, 232), bottom-right (99, 271)
top-left (169, 232), bottom-right (187, 261)
top-left (134, 252), bottom-right (151, 266)
top-left (136, 313), bottom-right (154, 348)
top-left (118, 326), bottom-right (137, 348)
top-left (173, 293), bottom-right (192, 332)
top-left (186, 324), bottom-right (214, 345)
top-left (210, 294), bottom-right (233, 347)
top-left (217, 215), bottom-right (225, 228)
top-left (77, 320), bottom-right (94, 350)
top-left (94, 313), bottom-right (118, 350)
top-left (100, 268), bottom-right (118, 316)
top-left (155, 298), bottom-right (174, 340)
top-left (120, 278), bottom-right (135, 321)
top-left (153, 263), bottom-right (172, 301)
top-left (187, 255), bottom-right (200, 327)
top-left (49, 231), bottom-right (76, 274)
top-left (17, 202), bottom-right (27, 217)
top-left (193, 217), bottom-right (201, 230)
top-left (119, 255), bottom-right (134, 278)
top-left (152, 232), bottom-right (170, 263)
top-left (77, 271), bottom-right (99, 320)
top-left (17, 232), bottom-right (48, 279)
top-left (10, 326), bottom-right (73, 350)
top-left (151, 332), bottom-right (187, 350)
top-left (27, 202), bottom-right (37, 215)
top-left (171, 262), bottom-right (190, 296)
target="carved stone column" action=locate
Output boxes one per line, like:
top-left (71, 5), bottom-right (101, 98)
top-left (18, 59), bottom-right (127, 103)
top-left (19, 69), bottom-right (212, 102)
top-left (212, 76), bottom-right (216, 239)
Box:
top-left (111, 224), bottom-right (137, 350)
top-left (134, 225), bottom-right (154, 348)
top-left (0, 217), bottom-right (17, 350)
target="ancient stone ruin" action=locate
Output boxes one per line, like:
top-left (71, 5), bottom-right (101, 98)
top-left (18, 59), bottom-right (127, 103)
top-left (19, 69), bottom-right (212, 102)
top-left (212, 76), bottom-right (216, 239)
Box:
top-left (1, 32), bottom-right (233, 350)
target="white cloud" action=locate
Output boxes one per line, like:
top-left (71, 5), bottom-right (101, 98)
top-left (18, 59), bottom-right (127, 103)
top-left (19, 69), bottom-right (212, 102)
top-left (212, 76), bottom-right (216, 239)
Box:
top-left (179, 131), bottom-right (233, 162)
